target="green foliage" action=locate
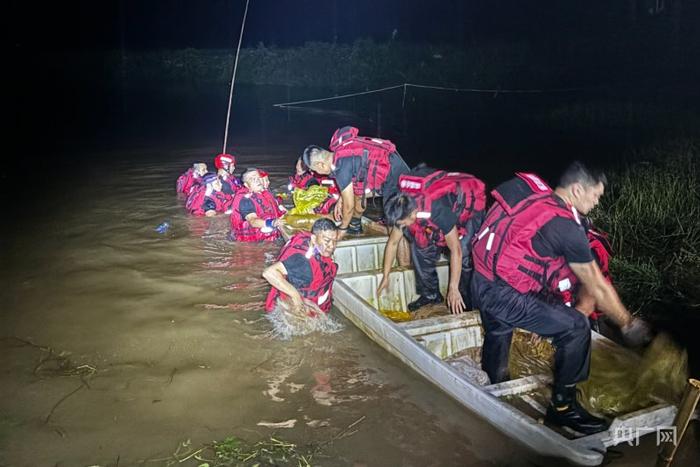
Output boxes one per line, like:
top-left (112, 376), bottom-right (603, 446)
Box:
top-left (91, 40), bottom-right (556, 89)
top-left (591, 140), bottom-right (700, 315)
top-left (163, 435), bottom-right (316, 467)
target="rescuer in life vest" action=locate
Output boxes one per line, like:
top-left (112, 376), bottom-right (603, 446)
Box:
top-left (379, 165), bottom-right (486, 313)
top-left (262, 218), bottom-right (339, 316)
top-left (185, 173), bottom-right (233, 217)
top-left (302, 126), bottom-right (409, 237)
top-left (176, 162), bottom-right (208, 195)
top-left (471, 162), bottom-right (652, 435)
top-left (229, 168), bottom-right (286, 242)
top-left (214, 153), bottom-right (242, 194)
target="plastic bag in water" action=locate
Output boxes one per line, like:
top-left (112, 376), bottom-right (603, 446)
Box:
top-left (155, 221), bottom-right (170, 234)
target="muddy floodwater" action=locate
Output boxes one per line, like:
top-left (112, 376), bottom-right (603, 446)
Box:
top-left (0, 147), bottom-right (696, 467)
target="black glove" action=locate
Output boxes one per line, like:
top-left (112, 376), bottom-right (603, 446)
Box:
top-left (621, 317), bottom-right (653, 348)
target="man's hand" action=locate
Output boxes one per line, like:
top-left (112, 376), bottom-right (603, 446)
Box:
top-left (621, 317), bottom-right (653, 348)
top-left (377, 276), bottom-right (390, 296)
top-left (446, 287), bottom-right (466, 314)
top-left (290, 292), bottom-right (305, 315)
top-left (333, 198), bottom-right (343, 222)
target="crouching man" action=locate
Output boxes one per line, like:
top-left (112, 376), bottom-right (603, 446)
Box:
top-left (263, 219), bottom-right (339, 316)
top-left (471, 163), bottom-right (651, 435)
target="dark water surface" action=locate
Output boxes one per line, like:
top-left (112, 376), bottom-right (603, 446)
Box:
top-left (3, 84), bottom-right (698, 465)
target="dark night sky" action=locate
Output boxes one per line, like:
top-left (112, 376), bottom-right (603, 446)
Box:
top-left (10, 0), bottom-right (647, 51)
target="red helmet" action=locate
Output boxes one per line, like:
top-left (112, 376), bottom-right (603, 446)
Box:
top-left (214, 153), bottom-right (236, 170)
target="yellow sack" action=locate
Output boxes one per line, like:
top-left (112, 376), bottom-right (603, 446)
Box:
top-left (288, 185), bottom-right (329, 215)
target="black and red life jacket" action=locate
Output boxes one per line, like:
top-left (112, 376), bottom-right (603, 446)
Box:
top-left (472, 172), bottom-right (581, 296)
top-left (220, 174), bottom-right (242, 195)
top-left (177, 168), bottom-right (201, 195)
top-left (330, 126), bottom-right (397, 197)
top-left (185, 185), bottom-right (233, 216)
top-left (229, 188), bottom-right (285, 242)
top-left (399, 168), bottom-right (487, 248)
top-left (288, 172), bottom-right (319, 191)
top-left (265, 231), bottom-right (338, 314)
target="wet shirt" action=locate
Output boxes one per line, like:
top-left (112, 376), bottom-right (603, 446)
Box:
top-left (238, 198), bottom-right (256, 220)
top-left (532, 216), bottom-right (593, 263)
top-left (331, 152), bottom-right (409, 196)
top-left (428, 195), bottom-right (458, 234)
top-left (281, 254), bottom-right (312, 289)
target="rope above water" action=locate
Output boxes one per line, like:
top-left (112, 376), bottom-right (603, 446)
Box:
top-left (222, 0), bottom-right (251, 155)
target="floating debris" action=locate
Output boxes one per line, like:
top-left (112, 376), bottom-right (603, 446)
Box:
top-left (257, 419), bottom-right (297, 428)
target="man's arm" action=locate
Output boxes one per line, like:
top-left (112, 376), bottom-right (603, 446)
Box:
top-left (262, 261), bottom-right (303, 311)
top-left (444, 227), bottom-right (466, 314)
top-left (377, 227), bottom-right (403, 294)
top-left (568, 261), bottom-right (631, 326)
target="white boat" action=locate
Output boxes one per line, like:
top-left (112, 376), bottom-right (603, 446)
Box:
top-left (283, 227), bottom-right (678, 465)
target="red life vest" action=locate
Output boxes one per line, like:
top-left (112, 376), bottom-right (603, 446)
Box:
top-left (229, 188), bottom-right (285, 242)
top-left (472, 172), bottom-right (581, 295)
top-left (220, 175), bottom-right (242, 194)
top-left (177, 168), bottom-right (200, 194)
top-left (264, 232), bottom-right (338, 314)
top-left (330, 126), bottom-right (397, 197)
top-left (185, 185), bottom-right (233, 216)
top-left (288, 172), bottom-right (318, 191)
top-left (399, 169), bottom-right (486, 248)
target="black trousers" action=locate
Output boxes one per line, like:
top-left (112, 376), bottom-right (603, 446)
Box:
top-left (471, 272), bottom-right (592, 387)
top-left (410, 213), bottom-right (483, 309)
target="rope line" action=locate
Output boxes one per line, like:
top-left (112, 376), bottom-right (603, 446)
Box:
top-left (222, 0), bottom-right (251, 155)
top-left (272, 84), bottom-right (405, 108)
top-left (273, 82), bottom-right (583, 109)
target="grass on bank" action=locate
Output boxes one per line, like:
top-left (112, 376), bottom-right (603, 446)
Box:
top-left (591, 140), bottom-right (700, 316)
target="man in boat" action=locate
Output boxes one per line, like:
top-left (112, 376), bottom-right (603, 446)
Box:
top-left (302, 126), bottom-right (409, 237)
top-left (379, 165), bottom-right (487, 313)
top-left (214, 153), bottom-right (242, 194)
top-left (176, 162), bottom-right (208, 195)
top-left (263, 218), bottom-right (338, 315)
top-left (229, 168), bottom-right (286, 242)
top-left (186, 173), bottom-right (233, 217)
top-left (471, 162), bottom-right (651, 435)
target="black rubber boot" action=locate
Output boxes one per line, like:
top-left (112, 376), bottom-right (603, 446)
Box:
top-left (347, 217), bottom-right (363, 235)
top-left (407, 294), bottom-right (444, 312)
top-left (545, 385), bottom-right (609, 435)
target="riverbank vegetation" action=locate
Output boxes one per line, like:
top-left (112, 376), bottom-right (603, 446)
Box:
top-left (591, 140), bottom-right (700, 317)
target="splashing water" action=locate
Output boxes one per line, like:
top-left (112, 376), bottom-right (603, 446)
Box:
top-left (265, 298), bottom-right (344, 340)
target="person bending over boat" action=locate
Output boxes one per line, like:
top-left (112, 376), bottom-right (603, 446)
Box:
top-left (229, 168), bottom-right (286, 242)
top-left (471, 163), bottom-right (652, 435)
top-left (214, 153), bottom-right (242, 194)
top-left (176, 162), bottom-right (207, 195)
top-left (303, 126), bottom-right (409, 237)
top-left (185, 173), bottom-right (233, 217)
top-left (379, 165), bottom-right (486, 314)
top-left (263, 218), bottom-right (339, 316)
